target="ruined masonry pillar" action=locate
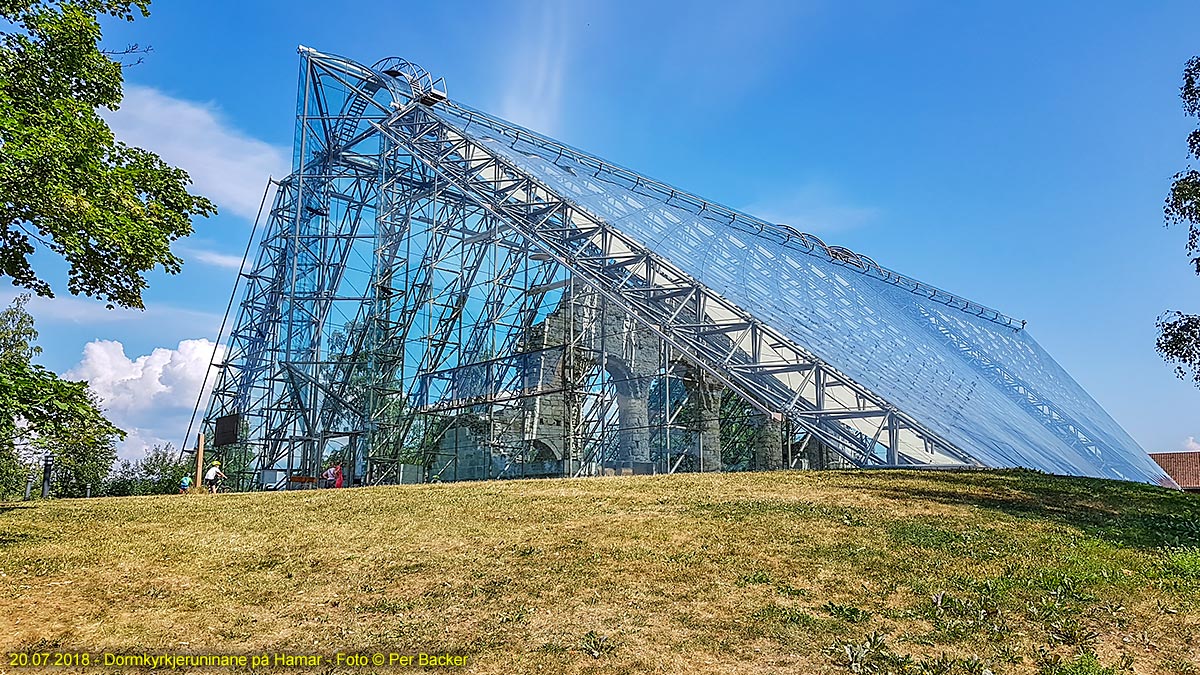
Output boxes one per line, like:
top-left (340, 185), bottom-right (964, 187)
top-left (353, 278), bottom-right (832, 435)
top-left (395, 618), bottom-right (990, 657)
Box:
top-left (696, 381), bottom-right (723, 472)
top-left (616, 379), bottom-right (653, 473)
top-left (755, 414), bottom-right (785, 471)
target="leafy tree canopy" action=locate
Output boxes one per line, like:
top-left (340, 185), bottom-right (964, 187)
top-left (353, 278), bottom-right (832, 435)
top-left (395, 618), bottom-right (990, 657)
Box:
top-left (1160, 57), bottom-right (1200, 384)
top-left (105, 443), bottom-right (189, 496)
top-left (0, 0), bottom-right (215, 309)
top-left (0, 294), bottom-right (122, 498)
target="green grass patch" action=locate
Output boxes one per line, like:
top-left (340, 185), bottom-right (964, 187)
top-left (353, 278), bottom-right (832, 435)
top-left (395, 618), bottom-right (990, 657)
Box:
top-left (1, 469), bottom-right (1197, 674)
top-left (1159, 546), bottom-right (1200, 578)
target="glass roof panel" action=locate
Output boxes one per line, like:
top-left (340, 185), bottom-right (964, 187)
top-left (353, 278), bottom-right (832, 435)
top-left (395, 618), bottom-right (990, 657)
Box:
top-left (433, 105), bottom-right (1174, 487)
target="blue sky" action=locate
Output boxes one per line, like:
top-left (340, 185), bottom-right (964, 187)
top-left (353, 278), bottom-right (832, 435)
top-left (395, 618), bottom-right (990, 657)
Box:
top-left (14, 0), bottom-right (1200, 458)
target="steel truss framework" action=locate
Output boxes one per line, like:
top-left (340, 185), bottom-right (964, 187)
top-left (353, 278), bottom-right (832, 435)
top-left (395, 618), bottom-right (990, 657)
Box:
top-left (200, 48), bottom-right (1176, 490)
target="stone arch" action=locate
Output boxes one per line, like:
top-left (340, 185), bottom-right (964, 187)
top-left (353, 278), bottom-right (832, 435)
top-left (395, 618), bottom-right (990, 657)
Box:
top-left (530, 439), bottom-right (558, 462)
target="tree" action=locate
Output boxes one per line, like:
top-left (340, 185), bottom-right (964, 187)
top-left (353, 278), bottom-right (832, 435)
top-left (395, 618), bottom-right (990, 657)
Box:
top-left (0, 0), bottom-right (215, 309)
top-left (50, 412), bottom-right (117, 497)
top-left (103, 443), bottom-right (189, 496)
top-left (103, 458), bottom-right (138, 496)
top-left (0, 295), bottom-right (123, 498)
top-left (136, 442), bottom-right (190, 493)
top-left (1161, 57), bottom-right (1200, 384)
top-left (0, 295), bottom-right (39, 497)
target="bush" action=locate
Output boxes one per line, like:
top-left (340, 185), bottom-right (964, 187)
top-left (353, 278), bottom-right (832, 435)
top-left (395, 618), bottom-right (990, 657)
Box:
top-left (103, 444), bottom-right (192, 496)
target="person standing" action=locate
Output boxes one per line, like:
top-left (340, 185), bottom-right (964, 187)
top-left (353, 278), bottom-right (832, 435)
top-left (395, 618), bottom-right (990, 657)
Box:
top-left (321, 465), bottom-right (336, 489)
top-left (333, 464), bottom-right (344, 489)
top-left (203, 461), bottom-right (226, 494)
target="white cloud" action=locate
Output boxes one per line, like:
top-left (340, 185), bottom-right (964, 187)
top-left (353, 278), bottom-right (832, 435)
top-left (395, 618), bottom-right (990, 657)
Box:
top-left (742, 182), bottom-right (880, 234)
top-left (15, 293), bottom-right (142, 323)
top-left (1185, 437), bottom-right (1200, 452)
top-left (188, 248), bottom-right (245, 270)
top-left (498, 2), bottom-right (572, 136)
top-left (66, 338), bottom-right (225, 461)
top-left (0, 292), bottom-right (221, 336)
top-left (105, 85), bottom-right (287, 221)
top-left (114, 428), bottom-right (174, 463)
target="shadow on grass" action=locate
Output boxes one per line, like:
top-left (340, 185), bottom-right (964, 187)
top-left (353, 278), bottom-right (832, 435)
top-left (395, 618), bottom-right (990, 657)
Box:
top-left (847, 469), bottom-right (1200, 551)
top-left (0, 530), bottom-right (41, 547)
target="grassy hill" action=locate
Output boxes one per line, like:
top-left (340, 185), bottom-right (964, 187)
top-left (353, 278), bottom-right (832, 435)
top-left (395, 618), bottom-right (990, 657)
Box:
top-left (2, 470), bottom-right (1198, 674)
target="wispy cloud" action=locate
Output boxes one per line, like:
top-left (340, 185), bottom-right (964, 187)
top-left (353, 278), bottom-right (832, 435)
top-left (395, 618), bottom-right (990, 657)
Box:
top-left (0, 291), bottom-right (220, 331)
top-left (742, 182), bottom-right (880, 234)
top-left (498, 2), bottom-right (572, 136)
top-left (1185, 437), bottom-right (1200, 452)
top-left (105, 85), bottom-right (287, 221)
top-left (188, 248), bottom-right (245, 270)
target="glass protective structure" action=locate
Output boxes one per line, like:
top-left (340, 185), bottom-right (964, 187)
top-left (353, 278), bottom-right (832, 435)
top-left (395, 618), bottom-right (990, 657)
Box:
top-left (202, 49), bottom-right (1176, 490)
top-left (426, 102), bottom-right (1175, 488)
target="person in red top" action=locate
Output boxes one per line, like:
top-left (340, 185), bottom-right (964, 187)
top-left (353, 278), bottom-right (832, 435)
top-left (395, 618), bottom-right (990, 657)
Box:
top-left (333, 464), bottom-right (344, 489)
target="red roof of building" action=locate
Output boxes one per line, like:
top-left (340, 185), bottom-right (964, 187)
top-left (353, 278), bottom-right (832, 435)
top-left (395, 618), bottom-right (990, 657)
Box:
top-left (1150, 451), bottom-right (1200, 490)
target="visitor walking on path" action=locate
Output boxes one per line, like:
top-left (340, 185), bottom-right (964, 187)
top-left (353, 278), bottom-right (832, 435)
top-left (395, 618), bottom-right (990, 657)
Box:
top-left (203, 461), bottom-right (226, 494)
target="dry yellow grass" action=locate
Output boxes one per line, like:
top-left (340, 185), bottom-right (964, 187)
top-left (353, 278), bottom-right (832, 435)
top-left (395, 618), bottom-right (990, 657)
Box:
top-left (2, 469), bottom-right (1198, 674)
